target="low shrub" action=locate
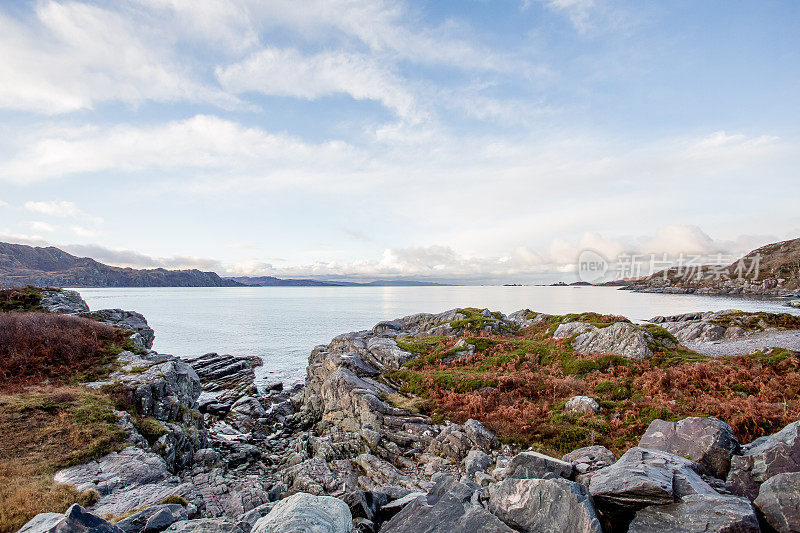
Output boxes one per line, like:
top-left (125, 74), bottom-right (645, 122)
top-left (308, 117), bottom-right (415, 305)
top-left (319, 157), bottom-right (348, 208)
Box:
top-left (0, 312), bottom-right (132, 391)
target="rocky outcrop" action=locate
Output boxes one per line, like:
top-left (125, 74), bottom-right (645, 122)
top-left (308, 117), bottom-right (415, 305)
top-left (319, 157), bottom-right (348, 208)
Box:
top-left (488, 477), bottom-right (603, 533)
top-left (189, 353), bottom-right (261, 403)
top-left (754, 472), bottom-right (800, 532)
top-left (39, 288), bottom-right (90, 314)
top-left (727, 420), bottom-right (800, 499)
top-left (251, 493), bottom-right (353, 533)
top-left (638, 417), bottom-right (741, 478)
top-left (625, 237), bottom-right (800, 296)
top-left (84, 308), bottom-right (156, 350)
top-left (553, 321), bottom-right (658, 359)
top-left (116, 504), bottom-right (189, 533)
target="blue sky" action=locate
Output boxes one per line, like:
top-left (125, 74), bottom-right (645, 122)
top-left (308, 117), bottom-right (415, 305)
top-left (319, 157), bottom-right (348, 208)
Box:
top-left (0, 0), bottom-right (798, 283)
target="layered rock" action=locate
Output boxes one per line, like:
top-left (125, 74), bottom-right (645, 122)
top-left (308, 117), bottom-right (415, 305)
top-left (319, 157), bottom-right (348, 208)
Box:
top-left (84, 308), bottom-right (156, 350)
top-left (552, 321), bottom-right (660, 359)
top-left (39, 288), bottom-right (90, 314)
top-left (638, 417), bottom-right (741, 478)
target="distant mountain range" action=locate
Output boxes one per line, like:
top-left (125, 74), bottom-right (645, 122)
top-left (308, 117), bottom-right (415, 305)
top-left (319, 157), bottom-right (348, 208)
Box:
top-left (0, 242), bottom-right (241, 288)
top-left (225, 276), bottom-right (449, 287)
top-left (0, 242), bottom-right (449, 288)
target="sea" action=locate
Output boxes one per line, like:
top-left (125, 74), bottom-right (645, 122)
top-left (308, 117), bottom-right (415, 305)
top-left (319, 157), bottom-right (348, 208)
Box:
top-left (75, 286), bottom-right (800, 388)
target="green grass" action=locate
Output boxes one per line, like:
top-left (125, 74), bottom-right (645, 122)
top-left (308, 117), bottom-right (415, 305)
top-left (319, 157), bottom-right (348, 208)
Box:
top-left (395, 336), bottom-right (444, 354)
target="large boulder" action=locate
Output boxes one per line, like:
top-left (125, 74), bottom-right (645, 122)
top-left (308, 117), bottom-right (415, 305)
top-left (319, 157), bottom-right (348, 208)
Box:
top-left (754, 472), bottom-right (800, 532)
top-left (627, 493), bottom-right (759, 533)
top-left (380, 475), bottom-right (513, 532)
top-left (487, 477), bottom-right (602, 533)
top-left (728, 421), bottom-right (800, 500)
top-left (188, 353), bottom-right (260, 402)
top-left (250, 492), bottom-right (352, 533)
top-left (553, 321), bottom-right (655, 359)
top-left (20, 504), bottom-right (122, 533)
top-left (464, 450), bottom-right (493, 477)
top-left (639, 417), bottom-right (741, 478)
top-left (504, 450), bottom-right (572, 480)
top-left (589, 447), bottom-right (713, 511)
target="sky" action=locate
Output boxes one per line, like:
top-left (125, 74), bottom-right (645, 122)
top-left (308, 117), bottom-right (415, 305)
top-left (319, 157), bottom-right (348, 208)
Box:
top-left (0, 0), bottom-right (798, 284)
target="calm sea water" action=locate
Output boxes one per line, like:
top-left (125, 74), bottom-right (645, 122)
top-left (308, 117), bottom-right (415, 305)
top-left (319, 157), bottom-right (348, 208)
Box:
top-left (75, 286), bottom-right (799, 387)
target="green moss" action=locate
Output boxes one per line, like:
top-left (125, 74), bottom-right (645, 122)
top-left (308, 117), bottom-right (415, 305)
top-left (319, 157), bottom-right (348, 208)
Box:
top-left (594, 379), bottom-right (632, 400)
top-left (643, 324), bottom-right (680, 347)
top-left (711, 311), bottom-right (800, 332)
top-left (395, 336), bottom-right (444, 354)
top-left (131, 417), bottom-right (168, 445)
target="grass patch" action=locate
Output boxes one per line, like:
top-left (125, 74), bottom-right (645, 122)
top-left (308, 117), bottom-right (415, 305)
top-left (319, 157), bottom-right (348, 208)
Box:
top-left (395, 336), bottom-right (444, 354)
top-left (0, 388), bottom-right (127, 533)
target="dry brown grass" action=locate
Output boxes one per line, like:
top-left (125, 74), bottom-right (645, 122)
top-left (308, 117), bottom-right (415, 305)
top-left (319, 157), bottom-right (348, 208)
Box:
top-left (0, 387), bottom-right (126, 533)
top-left (0, 312), bottom-right (132, 392)
top-left (388, 319), bottom-right (800, 456)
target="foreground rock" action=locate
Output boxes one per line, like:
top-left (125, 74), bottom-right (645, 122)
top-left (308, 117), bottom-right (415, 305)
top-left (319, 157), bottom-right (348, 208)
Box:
top-left (627, 494), bottom-right (760, 533)
top-left (381, 475), bottom-right (513, 532)
top-left (638, 417), bottom-right (740, 478)
top-left (589, 447), bottom-right (713, 511)
top-left (754, 472), bottom-right (800, 532)
top-left (20, 504), bottom-right (122, 533)
top-left (727, 421), bottom-right (800, 499)
top-left (251, 492), bottom-right (352, 533)
top-left (488, 477), bottom-right (602, 533)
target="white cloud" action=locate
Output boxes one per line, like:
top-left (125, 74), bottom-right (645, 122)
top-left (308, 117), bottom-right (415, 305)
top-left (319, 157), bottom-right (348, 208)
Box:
top-left (2, 115), bottom-right (359, 185)
top-left (0, 1), bottom-right (236, 113)
top-left (25, 200), bottom-right (81, 217)
top-left (28, 220), bottom-right (56, 232)
top-left (217, 48), bottom-right (418, 119)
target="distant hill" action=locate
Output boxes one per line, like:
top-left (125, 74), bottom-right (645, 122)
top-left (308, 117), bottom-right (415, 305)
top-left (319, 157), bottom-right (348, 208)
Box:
top-left (227, 276), bottom-right (450, 287)
top-left (625, 237), bottom-right (800, 296)
top-left (0, 242), bottom-right (241, 288)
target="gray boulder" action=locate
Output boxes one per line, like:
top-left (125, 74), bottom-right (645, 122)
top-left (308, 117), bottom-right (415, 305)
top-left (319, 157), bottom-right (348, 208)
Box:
top-left (427, 420), bottom-right (498, 461)
top-left (40, 289), bottom-right (90, 314)
top-left (488, 477), bottom-right (602, 533)
top-left (628, 493), bottom-right (759, 532)
top-left (728, 421), bottom-right (800, 499)
top-left (463, 450), bottom-right (492, 477)
top-left (381, 475), bottom-right (513, 532)
top-left (188, 353), bottom-right (260, 402)
top-left (589, 447), bottom-right (713, 511)
top-left (505, 450), bottom-right (572, 480)
top-left (365, 337), bottom-right (415, 370)
top-left (565, 396), bottom-right (601, 416)
top-left (754, 472), bottom-right (800, 532)
top-left (20, 504), bottom-right (122, 533)
top-left (554, 321), bottom-right (654, 359)
top-left (250, 492), bottom-right (353, 533)
top-left (639, 417), bottom-right (741, 478)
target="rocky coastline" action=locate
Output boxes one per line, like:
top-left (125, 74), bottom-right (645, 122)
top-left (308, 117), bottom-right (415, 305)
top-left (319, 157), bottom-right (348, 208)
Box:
top-left (13, 293), bottom-right (800, 533)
